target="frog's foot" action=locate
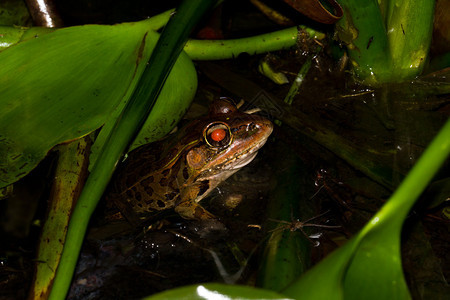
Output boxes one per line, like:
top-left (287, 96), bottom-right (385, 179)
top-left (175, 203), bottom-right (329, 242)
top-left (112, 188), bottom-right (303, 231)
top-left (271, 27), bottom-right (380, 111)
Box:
top-left (175, 202), bottom-right (216, 220)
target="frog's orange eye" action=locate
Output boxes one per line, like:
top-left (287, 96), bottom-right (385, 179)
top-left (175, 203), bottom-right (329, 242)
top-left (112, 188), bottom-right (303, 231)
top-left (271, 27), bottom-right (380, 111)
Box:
top-left (211, 128), bottom-right (226, 142)
top-left (204, 122), bottom-right (232, 149)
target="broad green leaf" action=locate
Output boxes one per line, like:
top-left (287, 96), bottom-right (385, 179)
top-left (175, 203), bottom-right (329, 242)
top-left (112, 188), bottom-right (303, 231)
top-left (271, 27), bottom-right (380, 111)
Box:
top-left (0, 26), bottom-right (55, 51)
top-left (143, 283), bottom-right (291, 300)
top-left (0, 9), bottom-right (173, 52)
top-left (0, 18), bottom-right (196, 188)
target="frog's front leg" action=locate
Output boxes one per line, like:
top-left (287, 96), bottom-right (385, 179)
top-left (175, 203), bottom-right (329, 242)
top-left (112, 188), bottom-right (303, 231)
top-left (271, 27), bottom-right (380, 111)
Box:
top-left (176, 184), bottom-right (216, 219)
top-left (175, 201), bottom-right (215, 220)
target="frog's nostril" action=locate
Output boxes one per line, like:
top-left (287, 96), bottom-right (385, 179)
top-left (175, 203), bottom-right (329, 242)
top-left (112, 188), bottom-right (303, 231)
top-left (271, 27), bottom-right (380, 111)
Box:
top-left (248, 122), bottom-right (258, 131)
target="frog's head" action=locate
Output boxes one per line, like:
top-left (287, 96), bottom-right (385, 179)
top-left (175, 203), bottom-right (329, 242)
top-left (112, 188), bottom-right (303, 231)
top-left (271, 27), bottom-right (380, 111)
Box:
top-left (182, 98), bottom-right (273, 201)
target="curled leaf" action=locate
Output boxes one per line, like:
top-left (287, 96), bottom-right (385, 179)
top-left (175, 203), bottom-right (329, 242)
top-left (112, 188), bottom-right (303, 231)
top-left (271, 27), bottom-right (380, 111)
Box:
top-left (283, 0), bottom-right (343, 24)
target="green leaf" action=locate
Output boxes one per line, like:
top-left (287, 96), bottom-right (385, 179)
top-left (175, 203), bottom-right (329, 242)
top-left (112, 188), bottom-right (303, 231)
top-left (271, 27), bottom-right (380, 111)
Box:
top-left (0, 18), bottom-right (196, 188)
top-left (143, 283), bottom-right (291, 300)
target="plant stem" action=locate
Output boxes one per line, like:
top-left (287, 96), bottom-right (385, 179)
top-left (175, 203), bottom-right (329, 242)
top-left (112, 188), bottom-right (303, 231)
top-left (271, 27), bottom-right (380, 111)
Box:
top-left (284, 56), bottom-right (313, 105)
top-left (385, 0), bottom-right (435, 81)
top-left (336, 0), bottom-right (391, 84)
top-left (47, 1), bottom-right (215, 299)
top-left (337, 0), bottom-right (435, 84)
top-left (184, 27), bottom-right (300, 60)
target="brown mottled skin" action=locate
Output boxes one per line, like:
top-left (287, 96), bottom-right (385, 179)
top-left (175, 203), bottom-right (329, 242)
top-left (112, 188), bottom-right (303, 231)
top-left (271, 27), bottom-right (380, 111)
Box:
top-left (107, 98), bottom-right (273, 222)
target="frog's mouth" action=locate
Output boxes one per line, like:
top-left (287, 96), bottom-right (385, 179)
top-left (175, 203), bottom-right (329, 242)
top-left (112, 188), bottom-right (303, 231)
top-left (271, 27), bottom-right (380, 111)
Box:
top-left (224, 136), bottom-right (270, 170)
top-left (228, 150), bottom-right (259, 170)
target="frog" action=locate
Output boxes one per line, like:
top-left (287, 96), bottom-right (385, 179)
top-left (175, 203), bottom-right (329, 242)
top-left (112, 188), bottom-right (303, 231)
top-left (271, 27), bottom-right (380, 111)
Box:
top-left (106, 98), bottom-right (273, 223)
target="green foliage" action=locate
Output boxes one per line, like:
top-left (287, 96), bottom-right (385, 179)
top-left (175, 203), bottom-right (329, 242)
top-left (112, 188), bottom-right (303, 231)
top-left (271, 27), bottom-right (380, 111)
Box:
top-left (0, 19), bottom-right (196, 188)
top-left (337, 0), bottom-right (435, 84)
top-left (142, 283), bottom-right (290, 300)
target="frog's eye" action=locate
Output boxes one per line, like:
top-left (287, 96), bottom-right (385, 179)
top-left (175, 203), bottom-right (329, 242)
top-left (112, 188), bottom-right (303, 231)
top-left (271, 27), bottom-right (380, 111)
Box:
top-left (203, 122), bottom-right (233, 149)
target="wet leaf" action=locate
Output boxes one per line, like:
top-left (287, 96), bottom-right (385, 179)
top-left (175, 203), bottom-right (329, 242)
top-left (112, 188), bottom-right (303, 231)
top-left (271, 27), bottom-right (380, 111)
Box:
top-left (143, 283), bottom-right (291, 300)
top-left (0, 18), bottom-right (197, 188)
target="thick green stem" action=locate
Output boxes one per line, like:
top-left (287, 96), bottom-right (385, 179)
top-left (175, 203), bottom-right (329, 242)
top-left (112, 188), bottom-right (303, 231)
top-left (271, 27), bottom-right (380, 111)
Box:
top-left (47, 1), bottom-right (215, 299)
top-left (385, 0), bottom-right (435, 80)
top-left (336, 0), bottom-right (391, 84)
top-left (184, 27), bottom-right (300, 60)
